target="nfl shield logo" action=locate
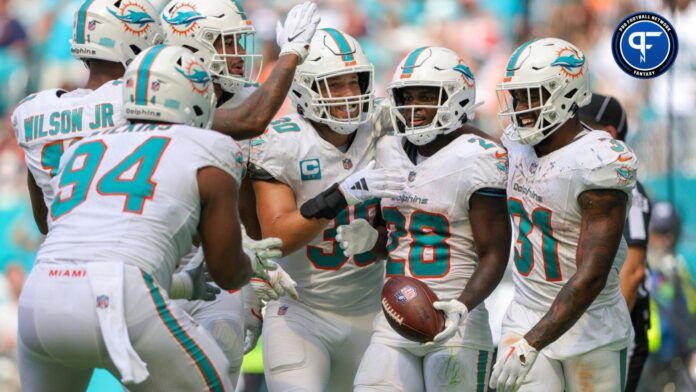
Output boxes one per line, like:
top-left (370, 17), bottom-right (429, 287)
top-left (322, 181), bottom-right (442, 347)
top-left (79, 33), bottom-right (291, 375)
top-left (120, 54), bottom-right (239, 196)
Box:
top-left (278, 305), bottom-right (288, 316)
top-left (126, 78), bottom-right (134, 88)
top-left (395, 285), bottom-right (418, 304)
top-left (408, 171), bottom-right (416, 182)
top-left (152, 80), bottom-right (160, 91)
top-left (96, 295), bottom-right (109, 309)
top-left (342, 158), bottom-right (353, 170)
top-left (88, 20), bottom-right (97, 31)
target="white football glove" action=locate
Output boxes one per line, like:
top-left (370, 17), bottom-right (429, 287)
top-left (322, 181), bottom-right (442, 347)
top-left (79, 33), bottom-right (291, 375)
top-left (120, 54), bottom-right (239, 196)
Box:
top-left (338, 161), bottom-right (405, 205)
top-left (431, 299), bottom-right (468, 343)
top-left (336, 219), bottom-right (378, 257)
top-left (250, 266), bottom-right (299, 302)
top-left (242, 227), bottom-right (282, 280)
top-left (275, 1), bottom-right (321, 63)
top-left (242, 285), bottom-right (263, 354)
top-left (489, 336), bottom-right (539, 392)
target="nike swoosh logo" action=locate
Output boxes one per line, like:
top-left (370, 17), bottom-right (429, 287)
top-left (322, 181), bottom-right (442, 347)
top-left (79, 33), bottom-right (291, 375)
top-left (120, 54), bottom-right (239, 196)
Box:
top-left (618, 154), bottom-right (633, 162)
top-left (288, 30), bottom-right (304, 42)
top-left (495, 151), bottom-right (508, 158)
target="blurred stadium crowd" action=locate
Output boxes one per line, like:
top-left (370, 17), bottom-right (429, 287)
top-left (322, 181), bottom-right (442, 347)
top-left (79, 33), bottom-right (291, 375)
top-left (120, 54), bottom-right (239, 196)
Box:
top-left (0, 0), bottom-right (695, 390)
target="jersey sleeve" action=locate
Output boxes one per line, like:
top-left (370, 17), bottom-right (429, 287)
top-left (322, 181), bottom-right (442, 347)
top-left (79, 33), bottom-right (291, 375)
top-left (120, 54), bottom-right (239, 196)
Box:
top-left (577, 139), bottom-right (638, 200)
top-left (187, 131), bottom-right (245, 186)
top-left (248, 120), bottom-right (298, 185)
top-left (459, 138), bottom-right (509, 206)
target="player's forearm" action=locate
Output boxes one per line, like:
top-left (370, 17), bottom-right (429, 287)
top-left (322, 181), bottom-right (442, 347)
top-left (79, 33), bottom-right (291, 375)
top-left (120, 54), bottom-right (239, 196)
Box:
top-left (524, 273), bottom-right (606, 350)
top-left (457, 249), bottom-right (508, 311)
top-left (620, 248), bottom-right (646, 310)
top-left (27, 172), bottom-right (48, 235)
top-left (212, 55), bottom-right (299, 140)
top-left (370, 226), bottom-right (389, 259)
top-left (261, 210), bottom-right (328, 255)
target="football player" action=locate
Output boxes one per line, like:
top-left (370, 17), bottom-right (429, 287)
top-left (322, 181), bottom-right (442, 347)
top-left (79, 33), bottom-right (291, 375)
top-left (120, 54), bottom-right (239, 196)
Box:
top-left (248, 28), bottom-right (404, 391)
top-left (13, 0), bottom-right (320, 236)
top-left (341, 47), bottom-right (511, 391)
top-left (490, 38), bottom-right (638, 392)
top-left (17, 45), bottom-right (256, 391)
top-left (579, 93), bottom-right (652, 392)
top-left (159, 0), bottom-right (302, 385)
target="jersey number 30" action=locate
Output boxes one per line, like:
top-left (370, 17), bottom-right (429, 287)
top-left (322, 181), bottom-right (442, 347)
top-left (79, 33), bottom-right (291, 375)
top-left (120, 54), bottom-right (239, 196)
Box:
top-left (51, 137), bottom-right (170, 219)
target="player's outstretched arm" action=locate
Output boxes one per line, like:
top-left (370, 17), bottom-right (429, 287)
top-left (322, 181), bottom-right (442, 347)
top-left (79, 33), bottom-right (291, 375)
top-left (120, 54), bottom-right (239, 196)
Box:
top-left (27, 171), bottom-right (48, 235)
top-left (458, 192), bottom-right (511, 309)
top-left (253, 179), bottom-right (330, 255)
top-left (524, 189), bottom-right (628, 351)
top-left (211, 2), bottom-right (321, 140)
top-left (198, 166), bottom-right (253, 290)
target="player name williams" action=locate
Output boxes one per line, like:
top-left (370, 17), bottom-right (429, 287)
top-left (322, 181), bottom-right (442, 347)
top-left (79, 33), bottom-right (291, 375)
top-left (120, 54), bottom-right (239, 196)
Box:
top-left (512, 182), bottom-right (544, 203)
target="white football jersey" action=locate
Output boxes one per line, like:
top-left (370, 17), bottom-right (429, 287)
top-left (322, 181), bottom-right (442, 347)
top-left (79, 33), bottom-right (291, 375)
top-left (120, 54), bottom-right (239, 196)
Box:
top-left (372, 134), bottom-right (508, 350)
top-left (11, 80), bottom-right (126, 208)
top-left (37, 124), bottom-right (244, 290)
top-left (249, 113), bottom-right (385, 314)
top-left (503, 128), bottom-right (638, 358)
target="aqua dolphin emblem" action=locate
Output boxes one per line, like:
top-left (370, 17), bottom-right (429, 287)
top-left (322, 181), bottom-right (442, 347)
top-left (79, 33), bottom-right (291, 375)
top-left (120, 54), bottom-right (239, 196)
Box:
top-left (616, 166), bottom-right (634, 180)
top-left (163, 10), bottom-right (207, 26)
top-left (453, 64), bottom-right (475, 81)
top-left (176, 66), bottom-right (210, 85)
top-left (551, 53), bottom-right (586, 70)
top-left (108, 8), bottom-right (155, 26)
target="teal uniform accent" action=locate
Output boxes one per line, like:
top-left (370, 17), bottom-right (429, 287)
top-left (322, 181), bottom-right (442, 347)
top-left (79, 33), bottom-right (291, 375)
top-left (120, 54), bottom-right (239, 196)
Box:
top-left (401, 47), bottom-right (428, 77)
top-left (142, 272), bottom-right (224, 392)
top-left (508, 199), bottom-right (562, 281)
top-left (75, 0), bottom-right (95, 45)
top-left (97, 137), bottom-right (170, 213)
top-left (51, 140), bottom-right (106, 219)
top-left (476, 350), bottom-right (489, 392)
top-left (620, 348), bottom-right (627, 391)
top-left (136, 45), bottom-right (165, 106)
top-left (506, 40), bottom-right (536, 77)
top-left (322, 28), bottom-right (354, 62)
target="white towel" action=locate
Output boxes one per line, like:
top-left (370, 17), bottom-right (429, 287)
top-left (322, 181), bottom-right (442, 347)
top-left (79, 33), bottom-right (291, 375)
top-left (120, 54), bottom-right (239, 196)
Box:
top-left (86, 262), bottom-right (149, 384)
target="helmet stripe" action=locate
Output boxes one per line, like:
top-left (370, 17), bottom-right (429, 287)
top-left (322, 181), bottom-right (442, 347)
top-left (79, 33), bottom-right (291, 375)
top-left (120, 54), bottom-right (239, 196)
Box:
top-left (135, 45), bottom-right (166, 106)
top-left (401, 47), bottom-right (428, 78)
top-left (322, 28), bottom-right (354, 63)
top-left (75, 0), bottom-right (95, 45)
top-left (231, 0), bottom-right (248, 20)
top-left (506, 39), bottom-right (536, 77)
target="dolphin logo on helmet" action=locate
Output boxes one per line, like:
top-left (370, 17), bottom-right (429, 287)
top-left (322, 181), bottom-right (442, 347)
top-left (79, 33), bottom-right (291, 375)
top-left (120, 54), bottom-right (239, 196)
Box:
top-left (176, 66), bottom-right (211, 85)
top-left (107, 8), bottom-right (155, 27)
top-left (162, 10), bottom-right (206, 26)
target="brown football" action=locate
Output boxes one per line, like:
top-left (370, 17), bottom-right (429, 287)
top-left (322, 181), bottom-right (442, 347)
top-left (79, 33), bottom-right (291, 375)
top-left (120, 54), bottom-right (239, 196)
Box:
top-left (381, 276), bottom-right (445, 343)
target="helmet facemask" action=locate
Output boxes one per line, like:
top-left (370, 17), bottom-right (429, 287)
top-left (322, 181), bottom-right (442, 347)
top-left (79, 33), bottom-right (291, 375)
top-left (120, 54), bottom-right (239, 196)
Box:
top-left (389, 83), bottom-right (472, 146)
top-left (300, 67), bottom-right (374, 135)
top-left (195, 26), bottom-right (262, 92)
top-left (497, 76), bottom-right (576, 145)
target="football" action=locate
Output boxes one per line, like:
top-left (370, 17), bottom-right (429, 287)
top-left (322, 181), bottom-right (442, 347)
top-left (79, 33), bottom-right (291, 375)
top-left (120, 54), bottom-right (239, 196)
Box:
top-left (381, 276), bottom-right (445, 343)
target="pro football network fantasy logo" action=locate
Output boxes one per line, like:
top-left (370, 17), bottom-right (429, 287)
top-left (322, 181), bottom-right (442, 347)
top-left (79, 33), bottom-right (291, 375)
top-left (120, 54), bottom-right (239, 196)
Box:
top-left (550, 47), bottom-right (586, 79)
top-left (107, 2), bottom-right (155, 36)
top-left (162, 2), bottom-right (206, 36)
top-left (612, 12), bottom-right (678, 78)
top-left (176, 60), bottom-right (211, 95)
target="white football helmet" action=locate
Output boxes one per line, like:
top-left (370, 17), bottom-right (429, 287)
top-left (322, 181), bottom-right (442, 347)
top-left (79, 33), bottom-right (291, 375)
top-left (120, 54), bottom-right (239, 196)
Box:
top-left (70, 0), bottom-right (163, 66)
top-left (161, 0), bottom-right (261, 92)
top-left (497, 37), bottom-right (591, 145)
top-left (387, 46), bottom-right (478, 146)
top-left (123, 45), bottom-right (217, 128)
top-left (290, 28), bottom-right (374, 135)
